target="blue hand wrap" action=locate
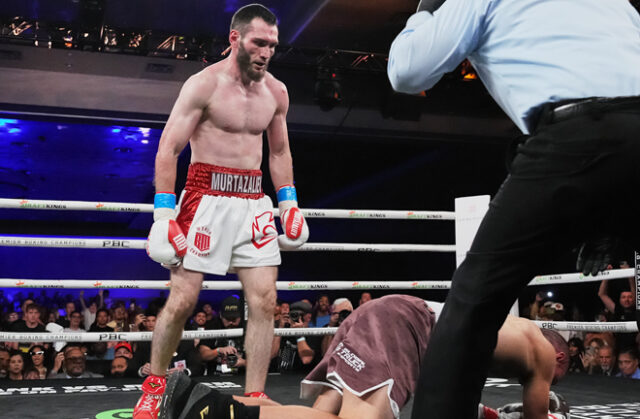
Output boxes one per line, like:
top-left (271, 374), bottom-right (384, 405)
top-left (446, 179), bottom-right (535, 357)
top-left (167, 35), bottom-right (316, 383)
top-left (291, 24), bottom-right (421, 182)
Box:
top-left (154, 193), bottom-right (176, 209)
top-left (277, 185), bottom-right (297, 202)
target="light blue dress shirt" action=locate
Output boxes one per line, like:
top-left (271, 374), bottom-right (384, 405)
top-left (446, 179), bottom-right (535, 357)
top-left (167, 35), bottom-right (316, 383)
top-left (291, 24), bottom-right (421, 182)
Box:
top-left (388, 0), bottom-right (640, 133)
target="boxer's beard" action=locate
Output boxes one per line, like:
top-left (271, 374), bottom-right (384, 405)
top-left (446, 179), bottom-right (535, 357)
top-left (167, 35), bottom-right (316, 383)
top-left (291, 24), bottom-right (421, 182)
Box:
top-left (237, 41), bottom-right (266, 82)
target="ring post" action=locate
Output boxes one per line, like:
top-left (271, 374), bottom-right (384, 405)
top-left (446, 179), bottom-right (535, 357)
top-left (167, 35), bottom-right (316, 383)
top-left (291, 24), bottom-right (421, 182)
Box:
top-left (454, 195), bottom-right (518, 316)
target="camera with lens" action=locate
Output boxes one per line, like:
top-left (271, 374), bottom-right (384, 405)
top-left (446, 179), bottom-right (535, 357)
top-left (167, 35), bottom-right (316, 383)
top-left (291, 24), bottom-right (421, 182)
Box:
top-left (226, 354), bottom-right (238, 367)
top-left (289, 310), bottom-right (303, 323)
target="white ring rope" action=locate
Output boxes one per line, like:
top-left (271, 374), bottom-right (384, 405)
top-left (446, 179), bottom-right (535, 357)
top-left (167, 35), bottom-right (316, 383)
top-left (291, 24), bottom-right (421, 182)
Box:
top-left (2, 318), bottom-right (637, 344)
top-left (0, 198), bottom-right (455, 220)
top-left (534, 321), bottom-right (639, 333)
top-left (0, 268), bottom-right (631, 291)
top-left (0, 327), bottom-right (339, 343)
top-left (0, 279), bottom-right (453, 290)
top-left (529, 268), bottom-right (634, 285)
top-left (0, 235), bottom-right (455, 253)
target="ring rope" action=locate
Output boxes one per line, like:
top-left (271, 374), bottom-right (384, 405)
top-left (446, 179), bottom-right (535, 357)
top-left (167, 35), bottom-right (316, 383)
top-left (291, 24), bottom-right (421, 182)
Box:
top-left (0, 327), bottom-right (338, 343)
top-left (2, 319), bottom-right (637, 344)
top-left (0, 198), bottom-right (455, 220)
top-left (0, 279), bottom-right (453, 290)
top-left (528, 268), bottom-right (634, 285)
top-left (533, 321), bottom-right (639, 333)
top-left (0, 268), bottom-right (631, 291)
top-left (0, 235), bottom-right (456, 253)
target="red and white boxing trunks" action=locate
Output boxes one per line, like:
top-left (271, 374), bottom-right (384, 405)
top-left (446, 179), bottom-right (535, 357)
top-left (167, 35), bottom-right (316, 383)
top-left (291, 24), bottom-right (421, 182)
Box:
top-left (176, 163), bottom-right (281, 275)
top-left (301, 295), bottom-right (436, 418)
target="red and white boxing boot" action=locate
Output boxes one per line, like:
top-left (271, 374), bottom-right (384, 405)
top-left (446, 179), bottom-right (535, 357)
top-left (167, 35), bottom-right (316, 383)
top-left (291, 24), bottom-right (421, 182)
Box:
top-left (133, 375), bottom-right (166, 419)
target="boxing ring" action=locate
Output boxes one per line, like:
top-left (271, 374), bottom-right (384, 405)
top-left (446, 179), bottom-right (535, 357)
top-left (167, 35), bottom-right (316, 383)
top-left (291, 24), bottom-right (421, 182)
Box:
top-left (0, 196), bottom-right (639, 419)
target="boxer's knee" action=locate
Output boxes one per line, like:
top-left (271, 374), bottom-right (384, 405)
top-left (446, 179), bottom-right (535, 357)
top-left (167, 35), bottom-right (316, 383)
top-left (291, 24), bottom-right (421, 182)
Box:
top-left (245, 287), bottom-right (276, 318)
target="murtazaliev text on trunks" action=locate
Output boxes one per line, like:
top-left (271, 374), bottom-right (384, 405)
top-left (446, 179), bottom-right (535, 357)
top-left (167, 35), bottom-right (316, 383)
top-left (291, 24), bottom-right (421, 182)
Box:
top-left (211, 172), bottom-right (262, 194)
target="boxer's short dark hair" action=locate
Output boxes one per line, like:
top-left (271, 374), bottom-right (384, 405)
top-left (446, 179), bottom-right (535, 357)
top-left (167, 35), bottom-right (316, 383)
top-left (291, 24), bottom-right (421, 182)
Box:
top-left (231, 4), bottom-right (277, 34)
top-left (541, 329), bottom-right (570, 375)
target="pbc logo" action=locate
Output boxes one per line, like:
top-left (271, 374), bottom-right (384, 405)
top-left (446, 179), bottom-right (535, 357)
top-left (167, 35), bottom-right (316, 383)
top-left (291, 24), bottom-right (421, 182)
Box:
top-left (251, 211), bottom-right (277, 249)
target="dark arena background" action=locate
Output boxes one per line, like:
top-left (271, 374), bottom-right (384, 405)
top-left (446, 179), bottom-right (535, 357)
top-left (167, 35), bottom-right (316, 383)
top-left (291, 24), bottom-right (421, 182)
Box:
top-left (0, 1), bottom-right (639, 418)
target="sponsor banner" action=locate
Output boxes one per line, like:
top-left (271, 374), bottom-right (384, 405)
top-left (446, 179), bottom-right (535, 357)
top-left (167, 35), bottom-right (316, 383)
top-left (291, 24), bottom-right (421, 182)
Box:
top-left (0, 381), bottom-right (241, 397)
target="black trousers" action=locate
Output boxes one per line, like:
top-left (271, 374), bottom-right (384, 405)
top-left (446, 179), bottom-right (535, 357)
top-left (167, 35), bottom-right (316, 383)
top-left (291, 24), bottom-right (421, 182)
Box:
top-left (411, 98), bottom-right (640, 418)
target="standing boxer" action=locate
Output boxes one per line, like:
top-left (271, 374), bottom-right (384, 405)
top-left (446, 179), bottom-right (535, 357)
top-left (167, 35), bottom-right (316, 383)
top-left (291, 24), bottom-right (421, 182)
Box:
top-left (388, 0), bottom-right (640, 417)
top-left (135, 4), bottom-right (309, 418)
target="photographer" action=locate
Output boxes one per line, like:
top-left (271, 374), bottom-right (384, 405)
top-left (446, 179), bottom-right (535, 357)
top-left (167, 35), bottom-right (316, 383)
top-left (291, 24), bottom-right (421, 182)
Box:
top-left (270, 301), bottom-right (320, 372)
top-left (321, 298), bottom-right (353, 357)
top-left (198, 296), bottom-right (246, 375)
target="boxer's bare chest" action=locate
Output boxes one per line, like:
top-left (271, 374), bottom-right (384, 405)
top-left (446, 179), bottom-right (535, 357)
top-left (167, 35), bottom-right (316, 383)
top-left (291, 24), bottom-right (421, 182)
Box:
top-left (205, 80), bottom-right (277, 135)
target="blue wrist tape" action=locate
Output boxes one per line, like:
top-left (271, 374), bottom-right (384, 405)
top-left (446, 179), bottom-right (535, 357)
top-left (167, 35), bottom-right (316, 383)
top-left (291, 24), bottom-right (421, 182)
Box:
top-left (277, 186), bottom-right (297, 202)
top-left (154, 193), bottom-right (176, 209)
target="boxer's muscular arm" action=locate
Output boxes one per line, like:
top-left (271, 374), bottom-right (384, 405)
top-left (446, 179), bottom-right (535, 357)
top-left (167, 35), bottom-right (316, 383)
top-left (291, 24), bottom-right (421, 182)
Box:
top-left (387, 0), bottom-right (487, 94)
top-left (493, 317), bottom-right (554, 419)
top-left (266, 80), bottom-right (294, 189)
top-left (154, 74), bottom-right (210, 192)
top-left (517, 328), bottom-right (556, 419)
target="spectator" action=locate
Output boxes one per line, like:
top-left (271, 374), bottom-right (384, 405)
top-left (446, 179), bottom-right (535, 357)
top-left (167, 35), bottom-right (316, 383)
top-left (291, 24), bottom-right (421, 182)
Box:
top-left (270, 300), bottom-right (319, 372)
top-left (114, 342), bottom-right (134, 360)
top-left (2, 311), bottom-right (19, 330)
top-left (191, 309), bottom-right (208, 331)
top-left (202, 303), bottom-right (215, 323)
top-left (598, 263), bottom-right (638, 350)
top-left (49, 345), bottom-right (103, 379)
top-left (107, 304), bottom-right (128, 332)
top-left (199, 296), bottom-right (246, 375)
top-left (110, 356), bottom-right (129, 378)
top-left (88, 308), bottom-right (114, 332)
top-left (79, 290), bottom-right (104, 331)
top-left (592, 346), bottom-right (618, 377)
top-left (310, 295), bottom-right (331, 328)
top-left (46, 310), bottom-right (59, 325)
top-left (584, 310), bottom-right (616, 350)
top-left (616, 348), bottom-right (640, 379)
top-left (0, 347), bottom-right (10, 378)
top-left (23, 368), bottom-right (40, 380)
top-left (64, 311), bottom-right (85, 334)
top-left (28, 344), bottom-right (49, 379)
top-left (132, 309), bottom-right (158, 370)
top-left (112, 342), bottom-right (139, 378)
top-left (321, 298), bottom-right (354, 356)
top-left (19, 298), bottom-right (35, 321)
top-left (141, 310), bottom-right (157, 332)
top-left (9, 304), bottom-right (48, 353)
top-left (6, 352), bottom-right (25, 380)
top-left (567, 337), bottom-right (585, 374)
top-left (138, 309), bottom-right (203, 378)
top-left (274, 300), bottom-right (289, 325)
top-left (358, 292), bottom-right (372, 307)
top-left (528, 291), bottom-right (546, 320)
top-left (56, 301), bottom-right (76, 328)
top-left (582, 337), bottom-right (606, 374)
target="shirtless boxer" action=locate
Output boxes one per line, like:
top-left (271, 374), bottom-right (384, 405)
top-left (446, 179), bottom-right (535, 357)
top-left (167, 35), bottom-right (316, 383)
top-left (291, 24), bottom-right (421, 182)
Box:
top-left (134, 4), bottom-right (309, 418)
top-left (159, 295), bottom-right (570, 419)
